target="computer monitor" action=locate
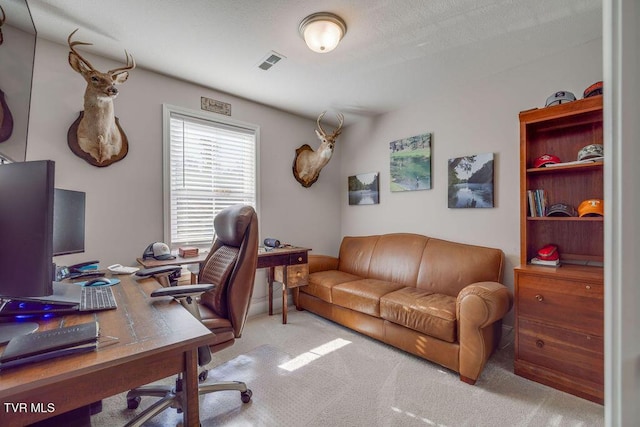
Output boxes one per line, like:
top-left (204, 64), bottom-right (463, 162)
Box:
top-left (53, 189), bottom-right (86, 256)
top-left (0, 160), bottom-right (55, 343)
top-left (0, 160), bottom-right (55, 298)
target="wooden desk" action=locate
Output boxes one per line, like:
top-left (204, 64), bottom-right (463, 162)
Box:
top-left (137, 246), bottom-right (311, 324)
top-left (257, 247), bottom-right (310, 324)
top-left (0, 275), bottom-right (214, 427)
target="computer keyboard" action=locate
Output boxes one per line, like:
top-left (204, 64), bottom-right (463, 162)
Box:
top-left (80, 286), bottom-right (118, 312)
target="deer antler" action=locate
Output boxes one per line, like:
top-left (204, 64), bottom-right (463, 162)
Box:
top-left (68, 29), bottom-right (97, 71)
top-left (316, 111), bottom-right (344, 138)
top-left (108, 50), bottom-right (136, 74)
top-left (68, 29), bottom-right (136, 76)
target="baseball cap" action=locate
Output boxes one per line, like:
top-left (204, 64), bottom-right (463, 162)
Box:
top-left (546, 203), bottom-right (578, 217)
top-left (545, 91), bottom-right (576, 107)
top-left (583, 81), bottom-right (603, 98)
top-left (578, 199), bottom-right (603, 217)
top-left (577, 144), bottom-right (604, 161)
top-left (143, 242), bottom-right (176, 260)
top-left (537, 244), bottom-right (559, 261)
top-left (533, 154), bottom-right (561, 168)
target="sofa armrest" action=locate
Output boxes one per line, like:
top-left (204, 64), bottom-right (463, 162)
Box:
top-left (308, 254), bottom-right (339, 273)
top-left (456, 281), bottom-right (512, 327)
top-left (456, 281), bottom-right (513, 384)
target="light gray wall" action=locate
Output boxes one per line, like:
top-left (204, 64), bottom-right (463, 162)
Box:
top-left (25, 38), bottom-right (342, 314)
top-left (339, 38), bottom-right (603, 325)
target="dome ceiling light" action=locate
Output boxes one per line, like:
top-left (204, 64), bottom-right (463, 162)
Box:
top-left (298, 12), bottom-right (347, 53)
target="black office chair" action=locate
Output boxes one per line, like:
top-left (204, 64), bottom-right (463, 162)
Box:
top-left (124, 205), bottom-right (259, 426)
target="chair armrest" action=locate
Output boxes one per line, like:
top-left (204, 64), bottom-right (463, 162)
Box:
top-left (136, 265), bottom-right (182, 277)
top-left (308, 255), bottom-right (339, 273)
top-left (150, 284), bottom-right (214, 298)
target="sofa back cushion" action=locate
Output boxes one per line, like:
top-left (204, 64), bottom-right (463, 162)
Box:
top-left (367, 234), bottom-right (428, 286)
top-left (337, 235), bottom-right (378, 277)
top-left (338, 234), bottom-right (428, 287)
top-left (416, 238), bottom-right (504, 297)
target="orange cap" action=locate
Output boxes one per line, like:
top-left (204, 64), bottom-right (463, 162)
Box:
top-left (578, 199), bottom-right (603, 217)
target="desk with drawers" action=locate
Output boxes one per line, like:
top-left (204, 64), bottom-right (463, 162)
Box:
top-left (137, 246), bottom-right (311, 324)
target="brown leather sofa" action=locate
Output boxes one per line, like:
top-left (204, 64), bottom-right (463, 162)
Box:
top-left (297, 233), bottom-right (512, 384)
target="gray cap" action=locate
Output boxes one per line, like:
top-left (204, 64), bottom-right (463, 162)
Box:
top-left (545, 91), bottom-right (576, 107)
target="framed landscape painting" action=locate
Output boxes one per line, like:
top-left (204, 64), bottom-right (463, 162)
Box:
top-left (448, 153), bottom-right (494, 208)
top-left (348, 172), bottom-right (379, 205)
top-left (389, 132), bottom-right (432, 192)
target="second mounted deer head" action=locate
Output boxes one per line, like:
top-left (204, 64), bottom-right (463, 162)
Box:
top-left (67, 29), bottom-right (135, 167)
top-left (292, 111), bottom-right (344, 187)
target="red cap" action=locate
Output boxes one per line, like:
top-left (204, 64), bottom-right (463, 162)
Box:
top-left (533, 154), bottom-right (561, 168)
top-left (537, 244), bottom-right (559, 261)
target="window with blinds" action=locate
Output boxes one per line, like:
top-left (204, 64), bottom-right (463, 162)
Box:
top-left (163, 105), bottom-right (257, 248)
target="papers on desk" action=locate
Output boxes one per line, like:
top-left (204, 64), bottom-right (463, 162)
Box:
top-left (0, 321), bottom-right (99, 370)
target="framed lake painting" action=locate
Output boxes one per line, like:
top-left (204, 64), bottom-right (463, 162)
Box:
top-left (389, 132), bottom-right (432, 192)
top-left (448, 153), bottom-right (494, 208)
top-left (348, 172), bottom-right (380, 205)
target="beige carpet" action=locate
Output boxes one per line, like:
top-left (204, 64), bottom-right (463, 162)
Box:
top-left (92, 310), bottom-right (604, 426)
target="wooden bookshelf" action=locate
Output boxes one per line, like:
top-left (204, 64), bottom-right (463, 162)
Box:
top-left (515, 96), bottom-right (604, 404)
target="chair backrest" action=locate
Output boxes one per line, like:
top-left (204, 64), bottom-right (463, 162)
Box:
top-left (199, 205), bottom-right (259, 337)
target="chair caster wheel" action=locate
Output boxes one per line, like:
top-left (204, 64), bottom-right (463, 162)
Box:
top-left (198, 370), bottom-right (208, 382)
top-left (127, 396), bottom-right (141, 409)
top-left (241, 389), bottom-right (252, 403)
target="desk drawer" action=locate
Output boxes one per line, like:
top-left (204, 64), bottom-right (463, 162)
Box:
top-left (275, 264), bottom-right (309, 288)
top-left (517, 318), bottom-right (603, 384)
top-left (290, 252), bottom-right (308, 265)
top-left (517, 274), bottom-right (603, 335)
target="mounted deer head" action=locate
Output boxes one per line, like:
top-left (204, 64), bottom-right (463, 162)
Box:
top-left (67, 29), bottom-right (135, 167)
top-left (292, 111), bottom-right (344, 187)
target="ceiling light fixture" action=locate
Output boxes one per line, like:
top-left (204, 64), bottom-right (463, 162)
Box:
top-left (298, 12), bottom-right (347, 53)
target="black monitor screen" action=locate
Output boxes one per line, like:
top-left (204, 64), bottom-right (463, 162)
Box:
top-left (53, 189), bottom-right (86, 256)
top-left (0, 160), bottom-right (55, 298)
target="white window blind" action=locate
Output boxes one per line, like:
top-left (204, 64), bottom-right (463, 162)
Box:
top-left (164, 106), bottom-right (257, 248)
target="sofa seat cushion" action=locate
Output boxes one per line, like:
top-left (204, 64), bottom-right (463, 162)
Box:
top-left (332, 279), bottom-right (406, 317)
top-left (380, 287), bottom-right (457, 343)
top-left (303, 270), bottom-right (363, 303)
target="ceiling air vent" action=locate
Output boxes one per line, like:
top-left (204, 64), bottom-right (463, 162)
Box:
top-left (258, 51), bottom-right (286, 71)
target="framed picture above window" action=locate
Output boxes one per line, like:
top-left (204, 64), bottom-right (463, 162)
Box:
top-left (389, 132), bottom-right (432, 192)
top-left (348, 172), bottom-right (380, 205)
top-left (162, 104), bottom-right (258, 249)
top-left (447, 152), bottom-right (494, 208)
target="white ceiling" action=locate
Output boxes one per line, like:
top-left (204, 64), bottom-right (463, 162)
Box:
top-left (26, 0), bottom-right (602, 124)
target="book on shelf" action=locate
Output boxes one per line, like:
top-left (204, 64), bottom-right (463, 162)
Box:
top-left (530, 257), bottom-right (561, 267)
top-left (0, 321), bottom-right (99, 370)
top-left (527, 189), bottom-right (548, 217)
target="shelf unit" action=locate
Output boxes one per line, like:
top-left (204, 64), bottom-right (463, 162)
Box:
top-left (514, 96), bottom-right (604, 404)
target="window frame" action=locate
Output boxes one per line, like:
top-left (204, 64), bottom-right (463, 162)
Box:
top-left (162, 103), bottom-right (260, 250)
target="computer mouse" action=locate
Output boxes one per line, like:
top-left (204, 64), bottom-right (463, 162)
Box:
top-left (84, 277), bottom-right (111, 287)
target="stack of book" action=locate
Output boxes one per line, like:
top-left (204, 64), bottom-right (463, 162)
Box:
top-left (527, 189), bottom-right (548, 217)
top-left (0, 321), bottom-right (99, 370)
top-left (178, 246), bottom-right (199, 258)
top-left (530, 257), bottom-right (560, 267)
